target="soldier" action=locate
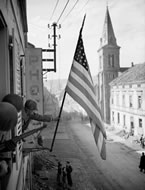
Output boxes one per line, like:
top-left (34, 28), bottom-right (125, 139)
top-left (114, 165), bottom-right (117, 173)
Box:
top-left (2, 93), bottom-right (23, 112)
top-left (22, 99), bottom-right (59, 146)
top-left (22, 99), bottom-right (58, 132)
top-left (0, 102), bottom-right (18, 177)
top-left (139, 152), bottom-right (145, 173)
top-left (57, 161), bottom-right (62, 185)
top-left (66, 161), bottom-right (73, 187)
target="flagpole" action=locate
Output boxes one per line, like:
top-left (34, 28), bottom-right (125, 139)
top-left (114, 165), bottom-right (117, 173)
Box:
top-left (80, 14), bottom-right (86, 33)
top-left (50, 91), bottom-right (67, 152)
top-left (50, 15), bottom-right (86, 152)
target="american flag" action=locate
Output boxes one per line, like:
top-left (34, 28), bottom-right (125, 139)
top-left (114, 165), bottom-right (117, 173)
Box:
top-left (65, 21), bottom-right (107, 160)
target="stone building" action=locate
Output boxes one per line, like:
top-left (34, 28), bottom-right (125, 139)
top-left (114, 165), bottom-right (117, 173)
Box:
top-left (110, 63), bottom-right (145, 137)
top-left (96, 7), bottom-right (128, 124)
top-left (0, 1), bottom-right (30, 190)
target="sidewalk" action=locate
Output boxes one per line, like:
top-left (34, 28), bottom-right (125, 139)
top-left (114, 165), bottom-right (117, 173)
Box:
top-left (106, 127), bottom-right (145, 155)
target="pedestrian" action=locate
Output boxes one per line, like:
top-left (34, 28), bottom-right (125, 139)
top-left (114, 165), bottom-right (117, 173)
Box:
top-left (139, 152), bottom-right (145, 173)
top-left (62, 167), bottom-right (67, 189)
top-left (140, 135), bottom-right (144, 148)
top-left (57, 161), bottom-right (62, 185)
top-left (66, 161), bottom-right (73, 187)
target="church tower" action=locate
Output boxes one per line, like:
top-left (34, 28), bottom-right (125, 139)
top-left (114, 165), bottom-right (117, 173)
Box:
top-left (97, 7), bottom-right (120, 124)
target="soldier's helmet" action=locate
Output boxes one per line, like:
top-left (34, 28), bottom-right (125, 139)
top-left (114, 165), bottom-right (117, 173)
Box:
top-left (2, 94), bottom-right (23, 112)
top-left (25, 99), bottom-right (37, 111)
top-left (0, 102), bottom-right (18, 131)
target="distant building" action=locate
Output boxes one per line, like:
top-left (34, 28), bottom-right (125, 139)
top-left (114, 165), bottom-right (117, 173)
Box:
top-left (110, 63), bottom-right (145, 137)
top-left (96, 7), bottom-right (129, 124)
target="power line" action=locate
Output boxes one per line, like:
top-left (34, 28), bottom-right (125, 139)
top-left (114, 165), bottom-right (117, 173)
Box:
top-left (56, 0), bottom-right (70, 24)
top-left (61, 0), bottom-right (80, 23)
top-left (79, 0), bottom-right (90, 13)
top-left (49, 0), bottom-right (60, 21)
top-left (28, 23), bottom-right (46, 31)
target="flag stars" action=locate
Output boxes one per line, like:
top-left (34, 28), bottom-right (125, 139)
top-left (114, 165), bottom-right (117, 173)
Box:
top-left (74, 36), bottom-right (88, 71)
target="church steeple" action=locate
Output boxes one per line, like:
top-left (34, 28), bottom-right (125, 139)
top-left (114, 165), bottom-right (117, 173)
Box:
top-left (97, 6), bottom-right (120, 124)
top-left (100, 7), bottom-right (117, 47)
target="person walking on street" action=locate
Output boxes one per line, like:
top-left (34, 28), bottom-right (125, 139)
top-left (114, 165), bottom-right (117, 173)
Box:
top-left (66, 161), bottom-right (73, 187)
top-left (140, 134), bottom-right (144, 148)
top-left (62, 167), bottom-right (67, 189)
top-left (57, 161), bottom-right (62, 185)
top-left (139, 152), bottom-right (145, 173)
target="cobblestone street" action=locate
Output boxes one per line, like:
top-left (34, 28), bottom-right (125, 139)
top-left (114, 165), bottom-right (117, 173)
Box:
top-left (31, 121), bottom-right (145, 190)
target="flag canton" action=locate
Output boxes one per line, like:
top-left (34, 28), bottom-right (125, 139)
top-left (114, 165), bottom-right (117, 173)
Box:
top-left (74, 35), bottom-right (88, 71)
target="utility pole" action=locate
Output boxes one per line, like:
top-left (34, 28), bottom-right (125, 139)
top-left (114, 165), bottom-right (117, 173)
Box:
top-left (42, 22), bottom-right (61, 74)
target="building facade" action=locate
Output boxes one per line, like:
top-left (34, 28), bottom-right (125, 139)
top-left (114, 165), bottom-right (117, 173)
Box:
top-left (96, 7), bottom-right (128, 124)
top-left (0, 1), bottom-right (31, 190)
top-left (110, 63), bottom-right (145, 137)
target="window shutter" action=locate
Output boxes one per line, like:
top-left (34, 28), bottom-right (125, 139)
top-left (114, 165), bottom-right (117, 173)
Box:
top-left (12, 28), bottom-right (22, 170)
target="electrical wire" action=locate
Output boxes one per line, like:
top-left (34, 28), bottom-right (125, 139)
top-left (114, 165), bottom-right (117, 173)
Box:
top-left (56, 0), bottom-right (70, 24)
top-left (79, 0), bottom-right (90, 13)
top-left (61, 0), bottom-right (80, 23)
top-left (49, 0), bottom-right (60, 21)
top-left (29, 23), bottom-right (46, 31)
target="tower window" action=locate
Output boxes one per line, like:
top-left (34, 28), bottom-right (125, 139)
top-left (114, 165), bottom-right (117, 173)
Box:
top-left (108, 54), bottom-right (114, 67)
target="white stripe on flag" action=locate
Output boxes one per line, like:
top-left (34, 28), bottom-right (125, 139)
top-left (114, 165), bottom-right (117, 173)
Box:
top-left (67, 81), bottom-right (102, 122)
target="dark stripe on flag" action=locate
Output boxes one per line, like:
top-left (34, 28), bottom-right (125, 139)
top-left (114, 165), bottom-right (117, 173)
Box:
top-left (66, 85), bottom-right (106, 137)
top-left (70, 64), bottom-right (95, 93)
top-left (93, 126), bottom-right (106, 160)
top-left (68, 75), bottom-right (100, 113)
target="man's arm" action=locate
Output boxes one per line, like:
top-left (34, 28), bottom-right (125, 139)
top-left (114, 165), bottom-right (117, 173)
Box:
top-left (29, 112), bottom-right (56, 122)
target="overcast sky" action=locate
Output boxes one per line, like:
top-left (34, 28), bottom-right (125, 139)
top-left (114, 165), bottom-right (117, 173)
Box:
top-left (27, 0), bottom-right (145, 81)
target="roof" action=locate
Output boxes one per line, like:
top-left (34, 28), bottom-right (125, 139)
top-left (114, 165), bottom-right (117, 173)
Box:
top-left (119, 67), bottom-right (129, 73)
top-left (110, 63), bottom-right (145, 86)
top-left (101, 7), bottom-right (117, 47)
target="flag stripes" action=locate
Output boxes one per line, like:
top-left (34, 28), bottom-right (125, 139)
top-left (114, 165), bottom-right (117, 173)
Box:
top-left (93, 123), bottom-right (106, 160)
top-left (65, 22), bottom-right (106, 159)
top-left (66, 62), bottom-right (106, 137)
top-left (71, 61), bottom-right (95, 92)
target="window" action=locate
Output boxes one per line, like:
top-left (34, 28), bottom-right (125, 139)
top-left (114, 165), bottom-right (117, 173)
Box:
top-left (122, 94), bottom-right (125, 106)
top-left (123, 115), bottom-right (126, 127)
top-left (116, 94), bottom-right (119, 106)
top-left (108, 54), bottom-right (114, 67)
top-left (112, 111), bottom-right (114, 122)
top-left (99, 56), bottom-right (102, 69)
top-left (118, 113), bottom-right (120, 124)
top-left (111, 97), bottom-right (114, 105)
top-left (138, 95), bottom-right (142, 109)
top-left (129, 95), bottom-right (132, 107)
top-left (139, 119), bottom-right (142, 128)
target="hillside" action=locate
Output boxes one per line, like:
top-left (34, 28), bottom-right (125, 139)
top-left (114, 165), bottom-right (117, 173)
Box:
top-left (43, 76), bottom-right (98, 116)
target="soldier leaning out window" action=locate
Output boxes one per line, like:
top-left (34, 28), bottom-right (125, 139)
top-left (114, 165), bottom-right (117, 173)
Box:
top-left (22, 99), bottom-right (58, 132)
top-left (0, 102), bottom-right (18, 179)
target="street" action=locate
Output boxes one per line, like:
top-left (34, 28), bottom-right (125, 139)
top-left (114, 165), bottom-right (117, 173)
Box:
top-left (36, 120), bottom-right (145, 190)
